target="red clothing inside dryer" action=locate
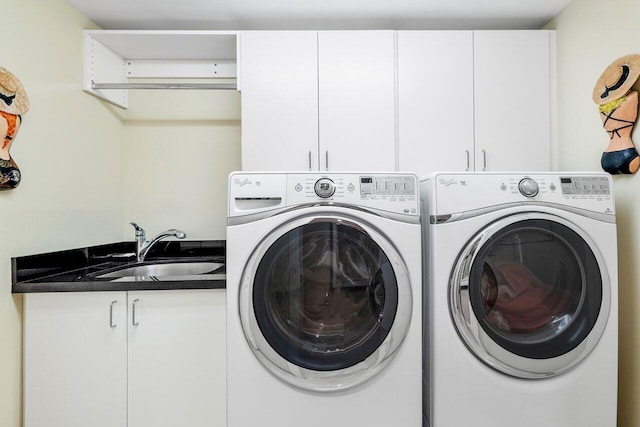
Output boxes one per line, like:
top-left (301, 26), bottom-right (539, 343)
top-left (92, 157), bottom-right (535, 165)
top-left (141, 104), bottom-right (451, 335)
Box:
top-left (484, 262), bottom-right (571, 332)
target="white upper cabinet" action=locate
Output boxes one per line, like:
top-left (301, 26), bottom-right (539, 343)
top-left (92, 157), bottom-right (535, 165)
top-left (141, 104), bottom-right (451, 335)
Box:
top-left (398, 30), bottom-right (556, 176)
top-left (397, 31), bottom-right (475, 175)
top-left (240, 30), bottom-right (396, 171)
top-left (317, 31), bottom-right (396, 171)
top-left (239, 31), bottom-right (319, 171)
top-left (239, 30), bottom-right (555, 175)
top-left (473, 30), bottom-right (555, 172)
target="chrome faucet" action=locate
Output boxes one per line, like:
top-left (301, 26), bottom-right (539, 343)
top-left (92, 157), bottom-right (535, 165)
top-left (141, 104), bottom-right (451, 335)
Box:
top-left (130, 222), bottom-right (187, 262)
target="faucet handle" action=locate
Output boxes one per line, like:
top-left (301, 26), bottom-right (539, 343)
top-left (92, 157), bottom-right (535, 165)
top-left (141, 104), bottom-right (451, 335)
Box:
top-left (130, 222), bottom-right (145, 238)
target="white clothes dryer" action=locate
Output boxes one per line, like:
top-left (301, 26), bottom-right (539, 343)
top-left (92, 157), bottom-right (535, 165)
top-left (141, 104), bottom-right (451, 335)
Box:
top-left (421, 172), bottom-right (618, 427)
top-left (227, 172), bottom-right (422, 427)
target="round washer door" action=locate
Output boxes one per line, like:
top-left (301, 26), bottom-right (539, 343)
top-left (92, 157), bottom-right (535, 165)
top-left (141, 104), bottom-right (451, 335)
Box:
top-left (239, 212), bottom-right (413, 391)
top-left (450, 212), bottom-right (610, 378)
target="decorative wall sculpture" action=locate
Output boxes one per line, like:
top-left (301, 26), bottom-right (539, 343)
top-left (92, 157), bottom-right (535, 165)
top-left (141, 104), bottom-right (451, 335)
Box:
top-left (0, 67), bottom-right (29, 190)
top-left (593, 54), bottom-right (640, 175)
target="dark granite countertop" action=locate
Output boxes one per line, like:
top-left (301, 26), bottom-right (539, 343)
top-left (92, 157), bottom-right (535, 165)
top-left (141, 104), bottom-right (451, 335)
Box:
top-left (12, 240), bottom-right (226, 293)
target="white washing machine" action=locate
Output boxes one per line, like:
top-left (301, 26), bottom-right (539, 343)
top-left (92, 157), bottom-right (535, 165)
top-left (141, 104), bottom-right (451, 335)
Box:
top-left (227, 172), bottom-right (422, 427)
top-left (421, 172), bottom-right (618, 427)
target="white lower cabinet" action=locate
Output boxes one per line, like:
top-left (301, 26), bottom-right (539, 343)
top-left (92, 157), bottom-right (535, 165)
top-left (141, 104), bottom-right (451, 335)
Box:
top-left (24, 291), bottom-right (127, 427)
top-left (127, 290), bottom-right (225, 427)
top-left (24, 289), bottom-right (226, 427)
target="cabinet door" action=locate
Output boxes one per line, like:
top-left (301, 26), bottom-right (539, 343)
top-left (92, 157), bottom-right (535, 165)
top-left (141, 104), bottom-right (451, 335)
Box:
top-left (24, 292), bottom-right (128, 427)
top-left (474, 31), bottom-right (553, 171)
top-left (127, 289), bottom-right (226, 427)
top-left (318, 31), bottom-right (396, 171)
top-left (397, 31), bottom-right (474, 176)
top-left (240, 31), bottom-right (319, 171)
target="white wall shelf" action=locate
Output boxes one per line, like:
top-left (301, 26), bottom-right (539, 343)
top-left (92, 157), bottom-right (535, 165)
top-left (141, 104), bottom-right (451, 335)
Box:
top-left (84, 30), bottom-right (238, 108)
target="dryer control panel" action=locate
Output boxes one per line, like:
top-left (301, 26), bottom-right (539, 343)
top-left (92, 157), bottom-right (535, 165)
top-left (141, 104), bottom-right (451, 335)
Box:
top-left (559, 176), bottom-right (611, 196)
top-left (427, 172), bottom-right (615, 217)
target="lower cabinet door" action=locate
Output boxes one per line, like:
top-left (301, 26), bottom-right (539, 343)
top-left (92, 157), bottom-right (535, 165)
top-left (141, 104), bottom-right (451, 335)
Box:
top-left (24, 292), bottom-right (128, 427)
top-left (24, 289), bottom-right (226, 427)
top-left (127, 289), bottom-right (226, 427)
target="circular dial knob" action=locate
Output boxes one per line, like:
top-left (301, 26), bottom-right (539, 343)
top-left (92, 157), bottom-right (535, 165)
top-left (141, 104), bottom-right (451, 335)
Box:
top-left (314, 178), bottom-right (336, 198)
top-left (518, 178), bottom-right (539, 198)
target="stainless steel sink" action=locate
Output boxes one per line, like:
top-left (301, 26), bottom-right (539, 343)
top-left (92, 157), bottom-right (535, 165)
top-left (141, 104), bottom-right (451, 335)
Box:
top-left (96, 262), bottom-right (224, 279)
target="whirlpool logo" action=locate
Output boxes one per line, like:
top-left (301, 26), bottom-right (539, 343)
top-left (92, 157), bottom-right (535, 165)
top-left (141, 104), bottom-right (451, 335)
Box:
top-left (439, 178), bottom-right (468, 187)
top-left (233, 177), bottom-right (252, 187)
top-left (233, 177), bottom-right (262, 187)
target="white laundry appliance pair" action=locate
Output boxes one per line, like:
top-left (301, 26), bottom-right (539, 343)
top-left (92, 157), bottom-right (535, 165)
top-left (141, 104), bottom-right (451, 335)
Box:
top-left (420, 172), bottom-right (618, 427)
top-left (226, 172), bottom-right (423, 427)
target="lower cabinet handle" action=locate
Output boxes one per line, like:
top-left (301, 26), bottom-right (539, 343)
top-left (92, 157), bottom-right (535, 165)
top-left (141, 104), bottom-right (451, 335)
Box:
top-left (465, 150), bottom-right (470, 171)
top-left (109, 300), bottom-right (117, 328)
top-left (482, 149), bottom-right (487, 171)
top-left (132, 298), bottom-right (140, 326)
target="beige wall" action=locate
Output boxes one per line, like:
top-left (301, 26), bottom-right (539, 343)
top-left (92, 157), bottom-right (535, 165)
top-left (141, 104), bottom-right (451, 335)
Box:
top-left (547, 0), bottom-right (640, 425)
top-left (119, 86), bottom-right (241, 240)
top-left (0, 2), bottom-right (242, 426)
top-left (0, 0), bottom-right (124, 425)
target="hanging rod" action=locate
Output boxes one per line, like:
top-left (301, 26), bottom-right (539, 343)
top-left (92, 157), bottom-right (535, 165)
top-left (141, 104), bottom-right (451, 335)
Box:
top-left (91, 81), bottom-right (237, 90)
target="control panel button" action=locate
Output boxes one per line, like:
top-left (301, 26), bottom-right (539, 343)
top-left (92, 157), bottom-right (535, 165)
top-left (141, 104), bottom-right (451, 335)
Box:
top-left (314, 178), bottom-right (336, 198)
top-left (518, 177), bottom-right (539, 198)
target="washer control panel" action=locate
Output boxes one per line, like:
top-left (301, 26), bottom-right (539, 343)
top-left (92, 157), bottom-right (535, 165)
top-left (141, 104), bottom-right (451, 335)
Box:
top-left (291, 173), bottom-right (419, 215)
top-left (229, 172), bottom-right (419, 217)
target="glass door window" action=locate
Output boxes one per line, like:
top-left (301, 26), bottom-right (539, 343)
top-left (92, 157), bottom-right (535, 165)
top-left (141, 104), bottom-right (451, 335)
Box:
top-left (253, 220), bottom-right (398, 371)
top-left (469, 219), bottom-right (601, 359)
top-left (238, 212), bottom-right (413, 391)
top-left (451, 213), bottom-right (610, 378)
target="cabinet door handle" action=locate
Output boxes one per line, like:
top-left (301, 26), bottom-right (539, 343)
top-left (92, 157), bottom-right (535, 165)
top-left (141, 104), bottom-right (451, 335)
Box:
top-left (109, 300), bottom-right (117, 328)
top-left (308, 150), bottom-right (312, 171)
top-left (482, 149), bottom-right (487, 171)
top-left (325, 150), bottom-right (329, 171)
top-left (465, 150), bottom-right (470, 171)
top-left (132, 298), bottom-right (140, 326)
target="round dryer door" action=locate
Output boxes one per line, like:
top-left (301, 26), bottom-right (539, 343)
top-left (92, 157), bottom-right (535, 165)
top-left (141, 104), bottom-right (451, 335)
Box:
top-left (450, 212), bottom-right (610, 378)
top-left (239, 213), bottom-right (413, 391)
